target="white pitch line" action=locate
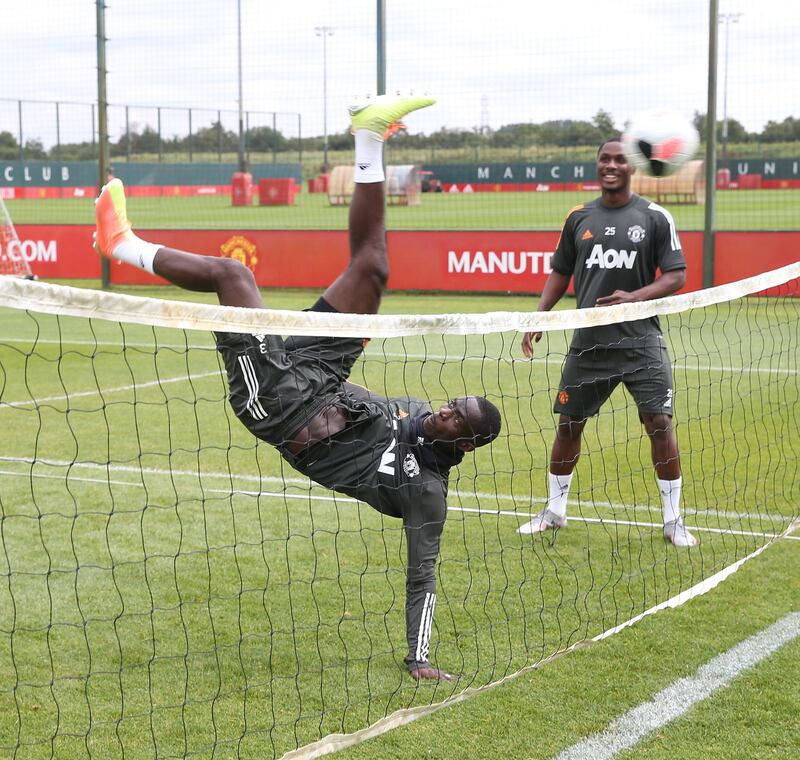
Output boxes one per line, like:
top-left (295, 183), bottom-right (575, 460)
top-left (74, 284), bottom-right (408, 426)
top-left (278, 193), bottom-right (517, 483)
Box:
top-left (1, 463), bottom-right (797, 542)
top-left (0, 336), bottom-right (796, 376)
top-left (0, 469), bottom-right (342, 505)
top-left (0, 337), bottom-right (215, 351)
top-left (0, 369), bottom-right (223, 408)
top-left (0, 456), bottom-right (793, 525)
top-left (556, 612), bottom-right (800, 760)
top-left (453, 506), bottom-right (800, 542)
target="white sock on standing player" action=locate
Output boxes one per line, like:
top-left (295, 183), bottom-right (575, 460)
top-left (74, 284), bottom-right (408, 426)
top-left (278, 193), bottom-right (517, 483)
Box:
top-left (354, 129), bottom-right (385, 183)
top-left (547, 472), bottom-right (573, 518)
top-left (657, 476), bottom-right (683, 524)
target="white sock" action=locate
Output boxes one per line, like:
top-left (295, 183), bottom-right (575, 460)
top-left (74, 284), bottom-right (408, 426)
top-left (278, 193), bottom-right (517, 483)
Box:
top-left (658, 476), bottom-right (683, 524)
top-left (546, 472), bottom-right (573, 518)
top-left (111, 237), bottom-right (162, 274)
top-left (354, 129), bottom-right (385, 183)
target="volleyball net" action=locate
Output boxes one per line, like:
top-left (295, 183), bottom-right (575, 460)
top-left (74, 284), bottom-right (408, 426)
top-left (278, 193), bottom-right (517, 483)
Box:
top-left (0, 263), bottom-right (797, 758)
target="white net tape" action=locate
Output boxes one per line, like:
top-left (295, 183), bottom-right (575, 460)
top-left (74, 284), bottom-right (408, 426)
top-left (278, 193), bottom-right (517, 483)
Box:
top-left (1, 260), bottom-right (798, 336)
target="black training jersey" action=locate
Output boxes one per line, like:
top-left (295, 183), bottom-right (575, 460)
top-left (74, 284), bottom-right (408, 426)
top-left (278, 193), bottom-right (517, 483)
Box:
top-left (284, 385), bottom-right (450, 667)
top-left (216, 327), bottom-right (453, 668)
top-left (550, 193), bottom-right (686, 349)
top-left (287, 386), bottom-right (449, 522)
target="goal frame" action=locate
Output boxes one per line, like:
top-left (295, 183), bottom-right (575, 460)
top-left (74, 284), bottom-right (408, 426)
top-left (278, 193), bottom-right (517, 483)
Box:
top-left (0, 194), bottom-right (34, 278)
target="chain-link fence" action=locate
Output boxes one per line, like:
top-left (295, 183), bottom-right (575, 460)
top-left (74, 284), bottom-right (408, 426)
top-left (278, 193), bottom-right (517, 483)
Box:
top-left (1, 1), bottom-right (798, 230)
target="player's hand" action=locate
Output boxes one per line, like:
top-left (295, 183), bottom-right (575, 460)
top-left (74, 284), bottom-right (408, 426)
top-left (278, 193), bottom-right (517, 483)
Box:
top-left (595, 290), bottom-right (635, 306)
top-left (408, 665), bottom-right (454, 682)
top-left (521, 331), bottom-right (543, 358)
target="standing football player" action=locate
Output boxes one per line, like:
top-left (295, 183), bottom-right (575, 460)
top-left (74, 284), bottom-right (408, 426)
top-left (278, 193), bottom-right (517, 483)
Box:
top-left (518, 136), bottom-right (698, 547)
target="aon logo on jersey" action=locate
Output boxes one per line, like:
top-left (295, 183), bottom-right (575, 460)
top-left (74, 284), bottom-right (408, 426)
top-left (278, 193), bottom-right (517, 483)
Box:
top-left (585, 244), bottom-right (638, 269)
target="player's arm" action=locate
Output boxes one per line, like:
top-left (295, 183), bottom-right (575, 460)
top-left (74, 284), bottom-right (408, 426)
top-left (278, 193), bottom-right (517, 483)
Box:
top-left (403, 479), bottom-right (452, 681)
top-left (522, 208), bottom-right (580, 358)
top-left (595, 267), bottom-right (685, 306)
top-left (521, 271), bottom-right (571, 357)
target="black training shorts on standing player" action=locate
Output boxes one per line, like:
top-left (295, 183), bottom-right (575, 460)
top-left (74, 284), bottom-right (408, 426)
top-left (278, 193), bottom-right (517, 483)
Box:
top-left (214, 297), bottom-right (366, 445)
top-left (554, 339), bottom-right (675, 419)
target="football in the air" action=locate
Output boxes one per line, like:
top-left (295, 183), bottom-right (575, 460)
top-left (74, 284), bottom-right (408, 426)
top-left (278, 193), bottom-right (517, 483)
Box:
top-left (622, 110), bottom-right (700, 177)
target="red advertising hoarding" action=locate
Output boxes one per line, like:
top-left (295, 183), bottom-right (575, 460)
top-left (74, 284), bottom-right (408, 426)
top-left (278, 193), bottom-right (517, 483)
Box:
top-left (10, 225), bottom-right (797, 294)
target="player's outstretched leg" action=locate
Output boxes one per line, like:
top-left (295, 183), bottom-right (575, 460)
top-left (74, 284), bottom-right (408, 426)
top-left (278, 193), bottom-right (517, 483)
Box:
top-left (94, 179), bottom-right (263, 308)
top-left (348, 93), bottom-right (436, 142)
top-left (94, 178), bottom-right (137, 260)
top-left (320, 94), bottom-right (435, 316)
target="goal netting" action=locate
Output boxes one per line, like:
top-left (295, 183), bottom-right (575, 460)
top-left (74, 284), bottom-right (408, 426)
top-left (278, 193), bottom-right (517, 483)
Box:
top-left (0, 264), bottom-right (798, 758)
top-left (0, 196), bottom-right (33, 279)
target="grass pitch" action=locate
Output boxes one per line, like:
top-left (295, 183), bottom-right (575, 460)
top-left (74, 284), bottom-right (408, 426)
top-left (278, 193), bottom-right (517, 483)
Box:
top-left (0, 285), bottom-right (797, 758)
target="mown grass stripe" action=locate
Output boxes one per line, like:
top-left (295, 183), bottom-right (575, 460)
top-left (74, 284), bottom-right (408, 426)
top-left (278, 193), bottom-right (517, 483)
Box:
top-left (557, 612), bottom-right (800, 760)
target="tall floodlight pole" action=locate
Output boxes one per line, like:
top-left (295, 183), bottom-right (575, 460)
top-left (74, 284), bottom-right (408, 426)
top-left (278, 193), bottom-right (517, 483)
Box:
top-left (719, 11), bottom-right (743, 162)
top-left (96, 0), bottom-right (110, 289)
top-left (703, 0), bottom-right (721, 290)
top-left (237, 0), bottom-right (246, 171)
top-left (315, 26), bottom-right (334, 172)
top-left (376, 0), bottom-right (386, 95)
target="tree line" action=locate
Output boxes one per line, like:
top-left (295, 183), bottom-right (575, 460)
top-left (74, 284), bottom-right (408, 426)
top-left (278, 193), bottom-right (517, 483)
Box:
top-left (1, 110), bottom-right (798, 162)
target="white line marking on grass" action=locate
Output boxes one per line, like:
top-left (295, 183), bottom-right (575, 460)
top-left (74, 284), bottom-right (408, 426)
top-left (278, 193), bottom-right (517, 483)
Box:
top-left (556, 612), bottom-right (800, 760)
top-left (1, 336), bottom-right (796, 375)
top-left (0, 469), bottom-right (343, 505)
top-left (1, 457), bottom-right (795, 528)
top-left (0, 369), bottom-right (223, 408)
top-left (0, 457), bottom-right (306, 487)
top-left (1, 459), bottom-right (797, 541)
top-left (454, 507), bottom-right (800, 542)
top-left (0, 337), bottom-right (215, 351)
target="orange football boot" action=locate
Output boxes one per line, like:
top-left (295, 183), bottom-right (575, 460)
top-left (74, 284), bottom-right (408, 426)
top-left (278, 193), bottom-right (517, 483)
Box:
top-left (94, 178), bottom-right (133, 257)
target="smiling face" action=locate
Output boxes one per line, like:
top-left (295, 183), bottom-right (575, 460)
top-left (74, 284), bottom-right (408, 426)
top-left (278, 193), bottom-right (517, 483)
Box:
top-left (597, 139), bottom-right (634, 200)
top-left (422, 396), bottom-right (485, 452)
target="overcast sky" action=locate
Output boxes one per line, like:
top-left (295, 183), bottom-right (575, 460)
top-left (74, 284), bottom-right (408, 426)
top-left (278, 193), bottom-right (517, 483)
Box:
top-left (2, 1), bottom-right (798, 147)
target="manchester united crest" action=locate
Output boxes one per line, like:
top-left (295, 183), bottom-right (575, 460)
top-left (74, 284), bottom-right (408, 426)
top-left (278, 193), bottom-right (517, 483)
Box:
top-left (220, 235), bottom-right (258, 272)
top-left (558, 390), bottom-right (569, 405)
top-left (403, 452), bottom-right (420, 478)
top-left (627, 225), bottom-right (646, 244)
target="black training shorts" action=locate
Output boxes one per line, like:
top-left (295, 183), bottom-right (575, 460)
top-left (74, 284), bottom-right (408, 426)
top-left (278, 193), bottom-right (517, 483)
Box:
top-left (554, 339), bottom-right (675, 419)
top-left (214, 300), bottom-right (365, 445)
